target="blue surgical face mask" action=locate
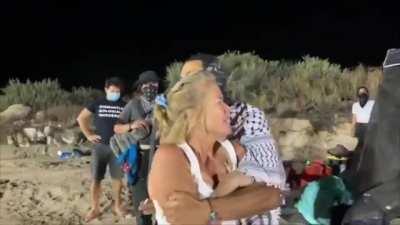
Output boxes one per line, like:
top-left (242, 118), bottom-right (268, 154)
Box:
top-left (106, 91), bottom-right (120, 102)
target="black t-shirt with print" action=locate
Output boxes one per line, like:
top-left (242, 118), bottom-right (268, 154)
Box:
top-left (86, 98), bottom-right (126, 144)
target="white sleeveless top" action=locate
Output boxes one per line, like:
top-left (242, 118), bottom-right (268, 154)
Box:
top-left (154, 140), bottom-right (239, 225)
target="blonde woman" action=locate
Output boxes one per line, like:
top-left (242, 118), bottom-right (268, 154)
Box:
top-left (148, 71), bottom-right (281, 225)
top-left (180, 54), bottom-right (286, 225)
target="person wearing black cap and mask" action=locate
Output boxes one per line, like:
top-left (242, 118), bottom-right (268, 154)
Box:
top-left (351, 87), bottom-right (375, 147)
top-left (114, 70), bottom-right (160, 225)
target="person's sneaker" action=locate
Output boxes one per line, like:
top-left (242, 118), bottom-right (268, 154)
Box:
top-left (328, 144), bottom-right (352, 158)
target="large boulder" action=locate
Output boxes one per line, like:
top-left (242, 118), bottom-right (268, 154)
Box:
top-left (333, 122), bottom-right (353, 136)
top-left (271, 118), bottom-right (313, 133)
top-left (15, 132), bottom-right (30, 147)
top-left (22, 127), bottom-right (46, 143)
top-left (23, 128), bottom-right (37, 142)
top-left (275, 101), bottom-right (299, 117)
top-left (317, 131), bottom-right (358, 150)
top-left (43, 125), bottom-right (54, 137)
top-left (34, 110), bottom-right (46, 122)
top-left (55, 127), bottom-right (83, 145)
top-left (278, 130), bottom-right (311, 149)
top-left (6, 135), bottom-right (14, 145)
top-left (0, 104), bottom-right (32, 125)
top-left (271, 117), bottom-right (355, 161)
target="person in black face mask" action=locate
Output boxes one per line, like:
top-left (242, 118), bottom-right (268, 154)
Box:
top-left (141, 81), bottom-right (159, 102)
top-left (113, 70), bottom-right (160, 225)
top-left (351, 87), bottom-right (375, 147)
top-left (328, 87), bottom-right (376, 159)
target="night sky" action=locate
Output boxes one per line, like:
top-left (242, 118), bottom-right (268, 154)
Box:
top-left (2, 1), bottom-right (399, 89)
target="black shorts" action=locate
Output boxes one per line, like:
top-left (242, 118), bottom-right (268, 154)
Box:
top-left (91, 143), bottom-right (123, 182)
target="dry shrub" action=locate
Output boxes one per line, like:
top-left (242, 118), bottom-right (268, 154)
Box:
top-left (44, 105), bottom-right (83, 126)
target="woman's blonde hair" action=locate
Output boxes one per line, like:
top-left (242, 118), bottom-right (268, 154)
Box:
top-left (154, 71), bottom-right (216, 144)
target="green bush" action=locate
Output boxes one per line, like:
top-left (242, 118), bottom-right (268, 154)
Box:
top-left (0, 79), bottom-right (69, 111)
top-left (164, 52), bottom-right (382, 124)
top-left (164, 61), bottom-right (183, 91)
top-left (45, 104), bottom-right (83, 126)
top-left (69, 86), bottom-right (103, 106)
top-left (0, 79), bottom-right (105, 112)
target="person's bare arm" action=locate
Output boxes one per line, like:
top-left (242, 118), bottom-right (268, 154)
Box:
top-left (113, 101), bottom-right (150, 134)
top-left (213, 171), bottom-right (254, 197)
top-left (165, 141), bottom-right (281, 223)
top-left (114, 120), bottom-right (149, 134)
top-left (210, 184), bottom-right (281, 220)
top-left (148, 145), bottom-right (207, 224)
top-left (148, 144), bottom-right (194, 203)
top-left (76, 108), bottom-right (101, 143)
top-left (165, 184), bottom-right (281, 223)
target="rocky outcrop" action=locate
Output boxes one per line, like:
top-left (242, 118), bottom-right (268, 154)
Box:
top-left (7, 125), bottom-right (84, 147)
top-left (270, 118), bottom-right (358, 161)
top-left (1, 104), bottom-right (356, 161)
top-left (0, 104), bottom-right (32, 125)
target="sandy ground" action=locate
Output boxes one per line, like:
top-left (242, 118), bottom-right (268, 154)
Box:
top-left (3, 144), bottom-right (397, 225)
top-left (0, 144), bottom-right (137, 225)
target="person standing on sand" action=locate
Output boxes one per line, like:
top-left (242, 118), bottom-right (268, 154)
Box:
top-left (76, 77), bottom-right (127, 222)
top-left (351, 86), bottom-right (375, 147)
top-left (328, 86), bottom-right (375, 158)
top-left (113, 70), bottom-right (160, 225)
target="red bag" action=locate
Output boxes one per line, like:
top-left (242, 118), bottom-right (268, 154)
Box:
top-left (300, 160), bottom-right (332, 187)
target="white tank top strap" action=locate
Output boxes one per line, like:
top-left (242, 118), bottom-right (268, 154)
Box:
top-left (178, 142), bottom-right (214, 198)
top-left (219, 140), bottom-right (238, 170)
top-left (178, 142), bottom-right (202, 179)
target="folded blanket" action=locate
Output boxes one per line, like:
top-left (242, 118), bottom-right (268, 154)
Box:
top-left (109, 127), bottom-right (149, 185)
top-left (109, 127), bottom-right (149, 156)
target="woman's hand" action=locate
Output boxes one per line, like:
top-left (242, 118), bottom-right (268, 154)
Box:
top-left (213, 171), bottom-right (254, 197)
top-left (164, 192), bottom-right (210, 225)
top-left (138, 198), bottom-right (155, 215)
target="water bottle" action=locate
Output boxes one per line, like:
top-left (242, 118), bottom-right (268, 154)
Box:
top-left (57, 150), bottom-right (73, 160)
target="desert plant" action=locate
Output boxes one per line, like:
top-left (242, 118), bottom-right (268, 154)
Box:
top-left (44, 104), bottom-right (83, 126)
top-left (366, 67), bottom-right (383, 97)
top-left (0, 79), bottom-right (107, 112)
top-left (288, 56), bottom-right (343, 111)
top-left (69, 86), bottom-right (104, 106)
top-left (163, 52), bottom-right (380, 128)
top-left (164, 62), bottom-right (183, 91)
top-left (0, 79), bottom-right (69, 111)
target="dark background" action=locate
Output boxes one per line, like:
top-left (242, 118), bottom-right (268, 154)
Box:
top-left (2, 1), bottom-right (399, 89)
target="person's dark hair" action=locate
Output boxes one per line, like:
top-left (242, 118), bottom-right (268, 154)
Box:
top-left (186, 53), bottom-right (234, 105)
top-left (105, 76), bottom-right (124, 90)
top-left (186, 53), bottom-right (218, 67)
top-left (357, 86), bottom-right (369, 95)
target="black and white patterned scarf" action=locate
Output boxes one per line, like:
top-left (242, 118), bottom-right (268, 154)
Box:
top-left (140, 96), bottom-right (154, 121)
top-left (230, 102), bottom-right (286, 225)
